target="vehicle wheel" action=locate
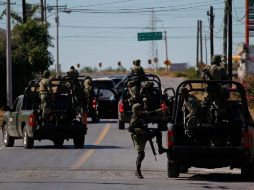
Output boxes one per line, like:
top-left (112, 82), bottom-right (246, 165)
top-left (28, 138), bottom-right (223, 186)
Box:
top-left (73, 135), bottom-right (85, 149)
top-left (118, 120), bottom-right (125, 130)
top-left (180, 164), bottom-right (189, 173)
top-left (2, 124), bottom-right (15, 147)
top-left (23, 128), bottom-right (34, 149)
top-left (167, 161), bottom-right (180, 178)
top-left (53, 138), bottom-right (64, 148)
top-left (241, 163), bottom-right (254, 181)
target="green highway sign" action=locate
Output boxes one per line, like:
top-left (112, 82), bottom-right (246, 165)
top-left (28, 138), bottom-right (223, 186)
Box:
top-left (138, 32), bottom-right (163, 41)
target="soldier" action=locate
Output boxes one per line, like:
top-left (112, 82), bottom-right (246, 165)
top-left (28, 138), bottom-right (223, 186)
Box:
top-left (83, 78), bottom-right (95, 109)
top-left (127, 80), bottom-right (141, 107)
top-left (140, 81), bottom-right (154, 111)
top-left (39, 70), bottom-right (53, 120)
top-left (201, 55), bottom-right (229, 122)
top-left (67, 66), bottom-right (79, 76)
top-left (128, 103), bottom-right (167, 179)
top-left (131, 59), bottom-right (145, 76)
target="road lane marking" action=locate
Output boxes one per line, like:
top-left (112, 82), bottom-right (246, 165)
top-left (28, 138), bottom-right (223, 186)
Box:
top-left (70, 124), bottom-right (111, 169)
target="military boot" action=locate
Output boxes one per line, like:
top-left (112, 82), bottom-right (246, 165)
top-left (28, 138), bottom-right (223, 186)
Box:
top-left (135, 170), bottom-right (144, 179)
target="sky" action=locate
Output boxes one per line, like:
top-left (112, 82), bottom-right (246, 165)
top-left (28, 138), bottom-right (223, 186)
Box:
top-left (0, 0), bottom-right (246, 72)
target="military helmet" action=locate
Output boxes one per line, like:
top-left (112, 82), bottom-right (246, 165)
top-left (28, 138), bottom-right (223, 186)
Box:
top-left (42, 70), bottom-right (50, 78)
top-left (132, 103), bottom-right (143, 114)
top-left (211, 55), bottom-right (221, 65)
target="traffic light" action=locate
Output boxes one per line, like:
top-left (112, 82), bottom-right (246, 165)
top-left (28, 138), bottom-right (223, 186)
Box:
top-left (148, 59), bottom-right (152, 64)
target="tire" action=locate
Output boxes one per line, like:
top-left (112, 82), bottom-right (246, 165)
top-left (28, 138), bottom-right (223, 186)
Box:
top-left (23, 128), bottom-right (34, 149)
top-left (167, 161), bottom-right (180, 178)
top-left (180, 164), bottom-right (189, 173)
top-left (53, 138), bottom-right (64, 148)
top-left (241, 163), bottom-right (254, 181)
top-left (73, 135), bottom-right (85, 149)
top-left (118, 120), bottom-right (125, 130)
top-left (2, 124), bottom-right (15, 147)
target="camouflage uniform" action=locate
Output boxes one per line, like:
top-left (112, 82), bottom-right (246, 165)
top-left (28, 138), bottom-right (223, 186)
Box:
top-left (128, 103), bottom-right (166, 179)
top-left (140, 81), bottom-right (154, 111)
top-left (202, 55), bottom-right (229, 121)
top-left (84, 78), bottom-right (95, 109)
top-left (127, 80), bottom-right (141, 107)
top-left (131, 60), bottom-right (145, 75)
top-left (39, 70), bottom-right (52, 119)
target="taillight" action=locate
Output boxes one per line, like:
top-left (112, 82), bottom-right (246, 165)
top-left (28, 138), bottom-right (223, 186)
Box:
top-left (28, 114), bottom-right (36, 128)
top-left (242, 131), bottom-right (252, 149)
top-left (160, 101), bottom-right (167, 112)
top-left (119, 101), bottom-right (124, 113)
top-left (167, 130), bottom-right (174, 148)
top-left (92, 99), bottom-right (97, 108)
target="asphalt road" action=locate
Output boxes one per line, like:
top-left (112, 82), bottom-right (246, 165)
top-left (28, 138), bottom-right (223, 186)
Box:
top-left (0, 77), bottom-right (253, 190)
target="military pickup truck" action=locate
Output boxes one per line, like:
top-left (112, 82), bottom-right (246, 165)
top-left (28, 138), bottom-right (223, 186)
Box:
top-left (1, 76), bottom-right (88, 149)
top-left (117, 73), bottom-right (169, 130)
top-left (166, 80), bottom-right (254, 180)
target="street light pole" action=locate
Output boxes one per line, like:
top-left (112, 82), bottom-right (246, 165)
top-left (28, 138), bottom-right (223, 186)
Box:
top-left (55, 0), bottom-right (60, 76)
top-left (6, 0), bottom-right (12, 106)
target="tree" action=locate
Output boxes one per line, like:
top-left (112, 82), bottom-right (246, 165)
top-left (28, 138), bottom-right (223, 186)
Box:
top-left (0, 3), bottom-right (53, 105)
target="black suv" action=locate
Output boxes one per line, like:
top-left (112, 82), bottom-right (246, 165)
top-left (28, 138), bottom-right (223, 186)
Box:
top-left (117, 73), bottom-right (168, 130)
top-left (166, 80), bottom-right (254, 180)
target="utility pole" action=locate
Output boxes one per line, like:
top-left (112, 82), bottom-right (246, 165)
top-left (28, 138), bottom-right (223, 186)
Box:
top-left (228, 0), bottom-right (233, 80)
top-left (199, 20), bottom-right (203, 64)
top-left (44, 0), bottom-right (47, 21)
top-left (196, 20), bottom-right (200, 73)
top-left (245, 0), bottom-right (249, 47)
top-left (6, 0), bottom-right (12, 106)
top-left (22, 0), bottom-right (26, 23)
top-left (205, 34), bottom-right (208, 64)
top-left (164, 31), bottom-right (169, 72)
top-left (223, 0), bottom-right (228, 67)
top-left (40, 0), bottom-right (44, 21)
top-left (56, 0), bottom-right (60, 76)
top-left (207, 6), bottom-right (214, 58)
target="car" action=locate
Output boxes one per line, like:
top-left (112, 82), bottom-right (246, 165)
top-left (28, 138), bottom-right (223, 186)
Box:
top-left (166, 80), bottom-right (254, 180)
top-left (92, 78), bottom-right (119, 119)
top-left (1, 76), bottom-right (88, 149)
top-left (93, 77), bottom-right (115, 90)
top-left (117, 73), bottom-right (168, 130)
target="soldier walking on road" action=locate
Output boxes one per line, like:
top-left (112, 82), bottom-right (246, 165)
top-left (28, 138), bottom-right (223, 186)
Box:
top-left (128, 103), bottom-right (167, 179)
top-left (39, 70), bottom-right (53, 120)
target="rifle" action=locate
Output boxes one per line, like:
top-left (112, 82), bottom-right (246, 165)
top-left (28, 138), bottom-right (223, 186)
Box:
top-left (148, 137), bottom-right (157, 161)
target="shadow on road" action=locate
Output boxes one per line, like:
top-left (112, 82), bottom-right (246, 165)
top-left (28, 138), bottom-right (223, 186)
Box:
top-left (177, 173), bottom-right (250, 183)
top-left (31, 145), bottom-right (122, 150)
top-left (88, 120), bottom-right (118, 124)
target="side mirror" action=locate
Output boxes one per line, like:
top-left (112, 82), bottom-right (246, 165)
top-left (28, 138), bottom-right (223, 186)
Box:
top-left (2, 106), bottom-right (10, 112)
